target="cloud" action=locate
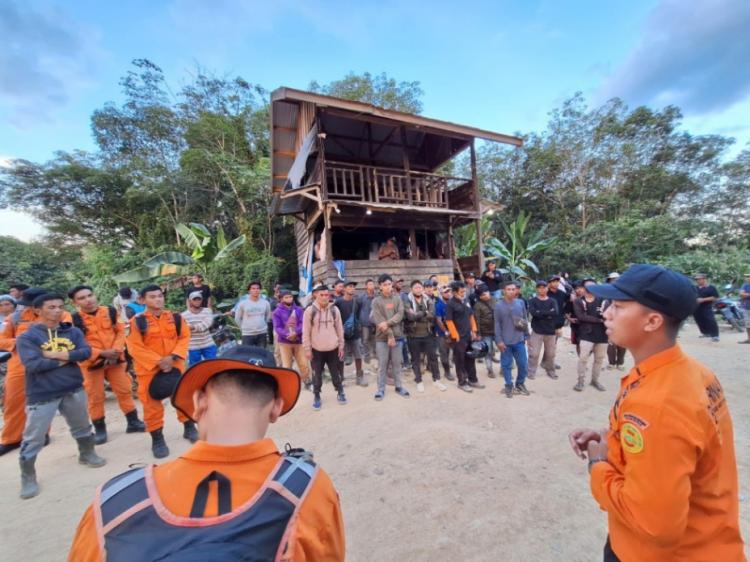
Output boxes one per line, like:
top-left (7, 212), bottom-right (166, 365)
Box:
top-left (598, 0), bottom-right (750, 115)
top-left (0, 2), bottom-right (101, 128)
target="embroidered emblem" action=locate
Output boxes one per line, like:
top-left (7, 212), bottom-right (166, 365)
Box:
top-left (622, 413), bottom-right (649, 430)
top-left (620, 422), bottom-right (644, 454)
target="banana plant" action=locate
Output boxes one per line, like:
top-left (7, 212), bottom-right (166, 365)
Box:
top-left (484, 211), bottom-right (556, 280)
top-left (112, 222), bottom-right (246, 285)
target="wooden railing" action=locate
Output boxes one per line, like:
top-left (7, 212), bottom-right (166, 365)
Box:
top-left (323, 160), bottom-right (470, 208)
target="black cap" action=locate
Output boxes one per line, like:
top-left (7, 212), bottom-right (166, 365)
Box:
top-left (466, 272), bottom-right (476, 279)
top-left (19, 287), bottom-right (48, 306)
top-left (548, 275), bottom-right (561, 282)
top-left (475, 285), bottom-right (489, 297)
top-left (535, 280), bottom-right (548, 287)
top-left (279, 289), bottom-right (292, 297)
top-left (588, 264), bottom-right (698, 321)
top-left (344, 280), bottom-right (357, 287)
top-left (312, 284), bottom-right (329, 293)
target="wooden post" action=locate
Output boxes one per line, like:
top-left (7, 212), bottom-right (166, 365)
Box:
top-left (316, 113), bottom-right (327, 200)
top-left (400, 127), bottom-right (412, 205)
top-left (409, 229), bottom-right (417, 260)
top-left (470, 139), bottom-right (483, 275)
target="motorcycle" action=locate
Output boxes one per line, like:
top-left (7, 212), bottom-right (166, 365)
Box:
top-left (714, 285), bottom-right (746, 332)
top-left (210, 313), bottom-right (240, 354)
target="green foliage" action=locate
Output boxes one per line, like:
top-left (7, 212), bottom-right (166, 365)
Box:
top-left (656, 249), bottom-right (750, 286)
top-left (0, 236), bottom-right (80, 293)
top-left (309, 72), bottom-right (424, 114)
top-left (483, 212), bottom-right (556, 279)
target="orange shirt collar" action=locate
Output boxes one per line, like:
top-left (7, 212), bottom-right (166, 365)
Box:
top-left (627, 344), bottom-right (685, 381)
top-left (181, 437), bottom-right (279, 463)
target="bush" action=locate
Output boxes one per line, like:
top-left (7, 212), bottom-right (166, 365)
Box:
top-left (656, 248), bottom-right (750, 286)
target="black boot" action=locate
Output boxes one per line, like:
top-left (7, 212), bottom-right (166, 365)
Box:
top-left (0, 441), bottom-right (21, 456)
top-left (124, 410), bottom-right (146, 433)
top-left (183, 421), bottom-right (198, 444)
top-left (76, 435), bottom-right (106, 467)
top-left (150, 429), bottom-right (169, 459)
top-left (19, 456), bottom-right (39, 499)
top-left (92, 418), bottom-right (107, 445)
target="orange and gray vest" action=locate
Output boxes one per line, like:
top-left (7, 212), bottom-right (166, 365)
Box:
top-left (94, 451), bottom-right (317, 562)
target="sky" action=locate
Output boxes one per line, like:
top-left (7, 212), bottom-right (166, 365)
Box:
top-left (1, 0), bottom-right (749, 240)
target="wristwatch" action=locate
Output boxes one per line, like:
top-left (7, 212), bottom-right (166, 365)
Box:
top-left (588, 457), bottom-right (606, 473)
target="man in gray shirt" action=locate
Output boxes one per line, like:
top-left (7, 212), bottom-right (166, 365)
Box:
top-left (235, 281), bottom-right (271, 347)
top-left (370, 274), bottom-right (410, 401)
top-left (494, 281), bottom-right (530, 399)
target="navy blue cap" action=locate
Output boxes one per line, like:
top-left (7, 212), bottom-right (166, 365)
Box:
top-left (588, 264), bottom-right (698, 321)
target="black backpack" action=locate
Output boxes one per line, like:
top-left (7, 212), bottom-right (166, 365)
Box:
top-left (134, 312), bottom-right (183, 337)
top-left (72, 306), bottom-right (118, 334)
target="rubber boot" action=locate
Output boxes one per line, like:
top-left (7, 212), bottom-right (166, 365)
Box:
top-left (19, 456), bottom-right (39, 499)
top-left (150, 429), bottom-right (169, 459)
top-left (124, 410), bottom-right (146, 433)
top-left (77, 435), bottom-right (107, 467)
top-left (183, 421), bottom-right (199, 444)
top-left (0, 441), bottom-right (21, 456)
top-left (92, 417), bottom-right (108, 445)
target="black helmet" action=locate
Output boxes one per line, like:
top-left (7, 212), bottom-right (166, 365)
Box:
top-left (466, 340), bottom-right (489, 359)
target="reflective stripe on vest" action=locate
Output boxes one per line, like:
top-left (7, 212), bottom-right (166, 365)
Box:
top-left (95, 455), bottom-right (318, 562)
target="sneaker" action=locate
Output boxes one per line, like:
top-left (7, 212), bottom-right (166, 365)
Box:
top-left (356, 374), bottom-right (369, 387)
top-left (304, 380), bottom-right (313, 392)
top-left (504, 385), bottom-right (514, 398)
top-left (337, 392), bottom-right (348, 405)
top-left (699, 334), bottom-right (709, 338)
top-left (459, 384), bottom-right (473, 393)
top-left (573, 381), bottom-right (584, 392)
top-left (514, 383), bottom-right (530, 396)
top-left (546, 371), bottom-right (559, 379)
top-left (606, 364), bottom-right (614, 370)
top-left (445, 372), bottom-right (456, 382)
top-left (711, 337), bottom-right (720, 342)
top-left (416, 382), bottom-right (425, 393)
top-left (312, 394), bottom-right (322, 410)
top-left (395, 387), bottom-right (410, 398)
top-left (433, 380), bottom-right (447, 391)
top-left (590, 381), bottom-right (606, 392)
top-left (616, 365), bottom-right (626, 371)
top-left (526, 373), bottom-right (536, 380)
top-left (468, 381), bottom-right (485, 389)
top-left (487, 371), bottom-right (496, 379)
top-left (374, 391), bottom-right (384, 401)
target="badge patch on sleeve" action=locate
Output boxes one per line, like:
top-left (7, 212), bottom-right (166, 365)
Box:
top-left (622, 412), bottom-right (649, 429)
top-left (620, 422), bottom-right (644, 454)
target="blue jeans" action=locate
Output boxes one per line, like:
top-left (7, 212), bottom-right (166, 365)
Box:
top-left (188, 345), bottom-right (218, 366)
top-left (500, 341), bottom-right (528, 387)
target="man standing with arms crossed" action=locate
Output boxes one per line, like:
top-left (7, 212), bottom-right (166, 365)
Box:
top-left (371, 274), bottom-right (410, 401)
top-left (404, 280), bottom-right (446, 392)
top-left (527, 280), bottom-right (559, 381)
top-left (569, 264), bottom-right (745, 562)
top-left (69, 285), bottom-right (145, 444)
top-left (126, 285), bottom-right (194, 458)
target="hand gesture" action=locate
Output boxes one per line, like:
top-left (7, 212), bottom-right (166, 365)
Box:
top-left (568, 428), bottom-right (603, 460)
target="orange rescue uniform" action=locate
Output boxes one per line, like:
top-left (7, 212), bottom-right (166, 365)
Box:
top-left (68, 438), bottom-right (345, 561)
top-left (125, 310), bottom-right (190, 432)
top-left (77, 306), bottom-right (136, 420)
top-left (590, 345), bottom-right (745, 561)
top-left (0, 309), bottom-right (71, 445)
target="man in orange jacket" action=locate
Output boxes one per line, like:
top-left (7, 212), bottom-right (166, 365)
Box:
top-left (0, 288), bottom-right (67, 455)
top-left (125, 284), bottom-right (193, 459)
top-left (68, 344), bottom-right (345, 561)
top-left (568, 264), bottom-right (745, 562)
top-left (69, 285), bottom-right (145, 444)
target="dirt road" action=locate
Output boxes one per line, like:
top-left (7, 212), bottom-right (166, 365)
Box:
top-left (1, 323), bottom-right (748, 561)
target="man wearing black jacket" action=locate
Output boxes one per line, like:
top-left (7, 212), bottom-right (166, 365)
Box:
top-left (573, 280), bottom-right (608, 392)
top-left (16, 293), bottom-right (106, 499)
top-left (527, 281), bottom-right (559, 380)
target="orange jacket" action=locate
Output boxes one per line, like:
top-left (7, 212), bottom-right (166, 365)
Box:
top-left (590, 345), bottom-right (745, 561)
top-left (76, 306), bottom-right (126, 368)
top-left (126, 310), bottom-right (190, 377)
top-left (68, 438), bottom-right (345, 561)
top-left (0, 309), bottom-right (72, 374)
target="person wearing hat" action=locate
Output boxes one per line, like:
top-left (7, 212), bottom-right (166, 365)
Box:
top-left (473, 285), bottom-right (498, 378)
top-left (272, 289), bottom-right (310, 389)
top-left (357, 278), bottom-right (378, 364)
top-left (568, 264), bottom-right (744, 562)
top-left (126, 284), bottom-right (194, 458)
top-left (67, 345), bottom-right (346, 561)
top-left (565, 281), bottom-right (586, 355)
top-left (183, 273), bottom-right (212, 309)
top-left (573, 279), bottom-right (608, 392)
top-left (69, 285), bottom-right (145, 444)
top-left (527, 280), bottom-right (559, 381)
top-left (405, 280), bottom-right (447, 392)
top-left (547, 275), bottom-right (568, 336)
top-left (335, 280), bottom-right (368, 387)
top-left (303, 284), bottom-right (346, 409)
top-left (434, 284), bottom-right (455, 381)
top-left (446, 281), bottom-right (484, 393)
top-left (0, 288), bottom-right (70, 455)
top-left (692, 273), bottom-right (720, 342)
top-left (16, 293), bottom-right (106, 499)
top-left (235, 281), bottom-right (272, 348)
top-left (183, 290), bottom-right (218, 365)
top-left (739, 272), bottom-right (750, 344)
top-left (0, 293), bottom-right (17, 332)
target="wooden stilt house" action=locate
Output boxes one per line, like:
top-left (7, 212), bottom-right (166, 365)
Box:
top-left (269, 88), bottom-right (522, 295)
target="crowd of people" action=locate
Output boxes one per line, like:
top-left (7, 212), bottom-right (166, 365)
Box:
top-left (0, 265), bottom-right (748, 561)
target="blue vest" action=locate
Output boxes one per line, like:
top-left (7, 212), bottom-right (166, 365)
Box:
top-left (95, 452), bottom-right (317, 562)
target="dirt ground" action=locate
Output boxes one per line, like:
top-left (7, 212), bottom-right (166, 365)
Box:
top-left (1, 322), bottom-right (748, 562)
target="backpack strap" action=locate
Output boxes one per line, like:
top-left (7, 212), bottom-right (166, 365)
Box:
top-left (11, 310), bottom-right (22, 326)
top-left (272, 445), bottom-right (317, 500)
top-left (96, 467), bottom-right (149, 531)
top-left (135, 314), bottom-right (148, 336)
top-left (71, 312), bottom-right (87, 334)
top-left (173, 312), bottom-right (182, 337)
top-left (107, 306), bottom-right (118, 326)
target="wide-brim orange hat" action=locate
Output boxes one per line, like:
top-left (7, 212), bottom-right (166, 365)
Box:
top-left (171, 345), bottom-right (301, 421)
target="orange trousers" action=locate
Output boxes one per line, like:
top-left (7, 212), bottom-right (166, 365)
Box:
top-left (82, 362), bottom-right (137, 421)
top-left (1, 369), bottom-right (26, 445)
top-left (136, 371), bottom-right (187, 432)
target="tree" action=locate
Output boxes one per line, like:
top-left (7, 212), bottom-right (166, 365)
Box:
top-left (0, 236), bottom-right (81, 292)
top-left (483, 212), bottom-right (556, 279)
top-left (309, 72), bottom-right (424, 114)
